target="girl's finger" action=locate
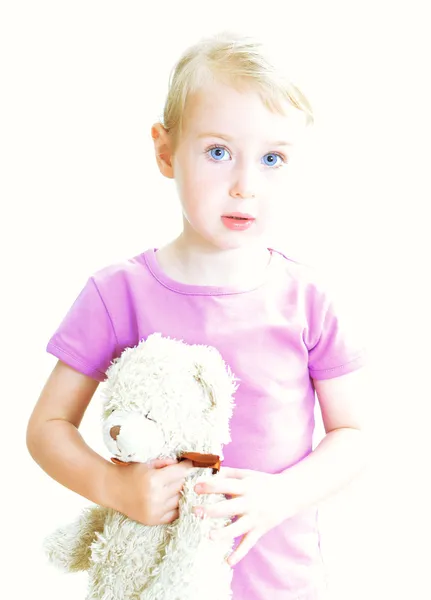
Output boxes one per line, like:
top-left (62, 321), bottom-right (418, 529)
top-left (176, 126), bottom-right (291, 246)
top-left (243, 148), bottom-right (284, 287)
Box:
top-left (211, 514), bottom-right (252, 541)
top-left (218, 466), bottom-right (254, 479)
top-left (195, 478), bottom-right (245, 496)
top-left (151, 457), bottom-right (178, 469)
top-left (197, 496), bottom-right (245, 519)
top-left (227, 530), bottom-right (262, 566)
top-left (166, 477), bottom-right (187, 495)
top-left (164, 492), bottom-right (182, 512)
top-left (160, 508), bottom-right (179, 524)
top-left (161, 460), bottom-right (195, 485)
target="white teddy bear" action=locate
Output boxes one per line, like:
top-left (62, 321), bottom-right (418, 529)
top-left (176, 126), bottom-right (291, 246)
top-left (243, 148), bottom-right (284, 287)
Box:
top-left (44, 333), bottom-right (239, 600)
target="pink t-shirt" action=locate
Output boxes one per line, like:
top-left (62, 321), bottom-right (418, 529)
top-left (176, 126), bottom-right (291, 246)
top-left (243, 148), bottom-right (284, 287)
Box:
top-left (47, 247), bottom-right (365, 600)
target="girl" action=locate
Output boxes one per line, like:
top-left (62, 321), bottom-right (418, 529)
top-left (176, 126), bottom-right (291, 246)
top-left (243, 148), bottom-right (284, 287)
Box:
top-left (27, 31), bottom-right (368, 600)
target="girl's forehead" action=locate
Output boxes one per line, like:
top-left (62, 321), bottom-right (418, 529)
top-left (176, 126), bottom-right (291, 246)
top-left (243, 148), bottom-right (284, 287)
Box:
top-left (181, 81), bottom-right (307, 142)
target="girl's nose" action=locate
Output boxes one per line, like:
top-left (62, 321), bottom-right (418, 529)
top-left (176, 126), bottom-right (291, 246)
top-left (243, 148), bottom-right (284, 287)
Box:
top-left (229, 166), bottom-right (257, 199)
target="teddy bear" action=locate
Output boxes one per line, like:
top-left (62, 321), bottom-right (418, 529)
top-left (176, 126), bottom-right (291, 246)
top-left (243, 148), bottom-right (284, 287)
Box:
top-left (43, 332), bottom-right (239, 600)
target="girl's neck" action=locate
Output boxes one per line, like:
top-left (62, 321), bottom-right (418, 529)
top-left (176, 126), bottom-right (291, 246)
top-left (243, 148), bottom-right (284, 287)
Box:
top-left (155, 235), bottom-right (272, 288)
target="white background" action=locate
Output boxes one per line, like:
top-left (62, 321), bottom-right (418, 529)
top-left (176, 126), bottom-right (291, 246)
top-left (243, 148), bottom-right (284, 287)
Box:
top-left (1, 1), bottom-right (430, 598)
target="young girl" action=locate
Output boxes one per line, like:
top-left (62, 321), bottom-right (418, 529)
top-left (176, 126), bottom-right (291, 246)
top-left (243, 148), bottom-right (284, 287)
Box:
top-left (27, 32), bottom-right (368, 600)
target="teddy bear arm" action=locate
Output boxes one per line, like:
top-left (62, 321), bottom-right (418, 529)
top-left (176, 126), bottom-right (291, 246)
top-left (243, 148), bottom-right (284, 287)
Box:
top-left (44, 505), bottom-right (109, 573)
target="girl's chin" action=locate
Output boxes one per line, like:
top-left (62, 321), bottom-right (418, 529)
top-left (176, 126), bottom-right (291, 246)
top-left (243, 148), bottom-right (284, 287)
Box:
top-left (207, 236), bottom-right (266, 253)
top-left (181, 223), bottom-right (266, 251)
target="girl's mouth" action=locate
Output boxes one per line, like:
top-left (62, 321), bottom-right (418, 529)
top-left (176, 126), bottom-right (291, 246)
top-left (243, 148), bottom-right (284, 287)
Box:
top-left (222, 212), bottom-right (255, 220)
top-left (221, 215), bottom-right (255, 231)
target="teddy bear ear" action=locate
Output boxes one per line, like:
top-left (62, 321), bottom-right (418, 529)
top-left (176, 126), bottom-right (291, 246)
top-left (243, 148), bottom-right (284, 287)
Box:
top-left (193, 364), bottom-right (217, 409)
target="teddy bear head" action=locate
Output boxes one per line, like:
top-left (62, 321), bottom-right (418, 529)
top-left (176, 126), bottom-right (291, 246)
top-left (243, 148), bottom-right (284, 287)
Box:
top-left (100, 333), bottom-right (238, 465)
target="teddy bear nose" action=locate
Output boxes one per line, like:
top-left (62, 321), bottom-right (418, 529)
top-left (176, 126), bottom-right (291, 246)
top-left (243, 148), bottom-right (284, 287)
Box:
top-left (110, 425), bottom-right (121, 440)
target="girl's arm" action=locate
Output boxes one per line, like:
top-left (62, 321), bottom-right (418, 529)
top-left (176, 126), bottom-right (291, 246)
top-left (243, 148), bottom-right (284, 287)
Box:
top-left (185, 367), bottom-right (370, 566)
top-left (26, 360), bottom-right (114, 507)
top-left (278, 367), bottom-right (370, 512)
top-left (27, 360), bottom-right (193, 525)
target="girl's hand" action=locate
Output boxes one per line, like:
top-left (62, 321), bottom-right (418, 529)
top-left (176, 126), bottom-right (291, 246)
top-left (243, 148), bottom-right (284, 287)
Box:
top-left (193, 466), bottom-right (297, 566)
top-left (108, 458), bottom-right (195, 526)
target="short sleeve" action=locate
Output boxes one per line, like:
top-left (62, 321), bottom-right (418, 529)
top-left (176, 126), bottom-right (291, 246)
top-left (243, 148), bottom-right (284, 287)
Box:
top-left (306, 283), bottom-right (366, 381)
top-left (46, 277), bottom-right (119, 382)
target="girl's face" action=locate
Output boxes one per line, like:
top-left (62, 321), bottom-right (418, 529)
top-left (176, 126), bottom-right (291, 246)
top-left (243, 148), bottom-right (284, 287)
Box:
top-left (157, 79), bottom-right (307, 251)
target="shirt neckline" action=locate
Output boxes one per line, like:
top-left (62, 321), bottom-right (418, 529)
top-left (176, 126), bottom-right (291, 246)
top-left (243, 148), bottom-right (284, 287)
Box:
top-left (142, 247), bottom-right (282, 296)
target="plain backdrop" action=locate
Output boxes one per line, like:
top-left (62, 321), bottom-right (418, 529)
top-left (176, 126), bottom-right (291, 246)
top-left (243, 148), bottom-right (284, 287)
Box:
top-left (1, 1), bottom-right (430, 598)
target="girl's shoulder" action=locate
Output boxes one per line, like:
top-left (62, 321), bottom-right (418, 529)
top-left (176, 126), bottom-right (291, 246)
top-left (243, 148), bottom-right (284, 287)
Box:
top-left (89, 249), bottom-right (154, 291)
top-left (269, 247), bottom-right (330, 299)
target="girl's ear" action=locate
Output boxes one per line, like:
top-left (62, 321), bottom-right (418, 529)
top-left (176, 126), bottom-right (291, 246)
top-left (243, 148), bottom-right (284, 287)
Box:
top-left (151, 123), bottom-right (174, 179)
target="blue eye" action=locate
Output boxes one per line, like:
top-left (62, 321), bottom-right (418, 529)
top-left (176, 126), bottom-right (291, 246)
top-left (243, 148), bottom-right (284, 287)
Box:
top-left (262, 153), bottom-right (283, 167)
top-left (208, 146), bottom-right (230, 161)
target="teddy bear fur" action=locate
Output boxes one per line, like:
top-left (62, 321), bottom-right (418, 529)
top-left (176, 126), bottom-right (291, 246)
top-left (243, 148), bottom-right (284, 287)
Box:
top-left (43, 333), bottom-right (239, 600)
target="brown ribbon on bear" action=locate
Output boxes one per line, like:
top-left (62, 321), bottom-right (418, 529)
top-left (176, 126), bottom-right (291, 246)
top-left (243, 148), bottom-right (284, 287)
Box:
top-left (179, 452), bottom-right (221, 474)
top-left (111, 452), bottom-right (221, 474)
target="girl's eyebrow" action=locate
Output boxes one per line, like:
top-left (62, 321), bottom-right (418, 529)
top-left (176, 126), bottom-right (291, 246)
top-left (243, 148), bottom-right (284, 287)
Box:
top-left (197, 132), bottom-right (292, 146)
top-left (197, 132), bottom-right (233, 141)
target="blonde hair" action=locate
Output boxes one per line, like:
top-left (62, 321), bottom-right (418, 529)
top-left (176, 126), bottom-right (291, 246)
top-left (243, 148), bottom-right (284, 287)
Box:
top-left (162, 31), bottom-right (314, 148)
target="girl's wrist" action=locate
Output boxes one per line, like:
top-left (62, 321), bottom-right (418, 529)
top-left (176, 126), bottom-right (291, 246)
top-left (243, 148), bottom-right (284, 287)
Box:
top-left (99, 459), bottom-right (122, 511)
top-left (274, 470), bottom-right (304, 520)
